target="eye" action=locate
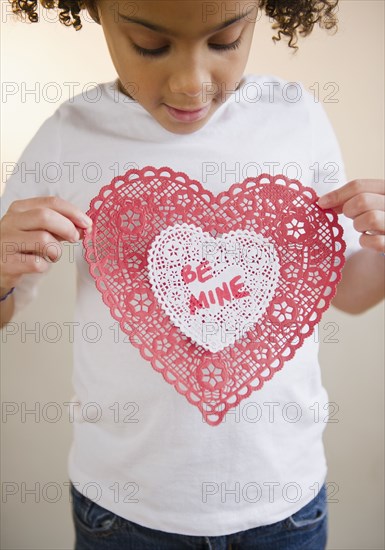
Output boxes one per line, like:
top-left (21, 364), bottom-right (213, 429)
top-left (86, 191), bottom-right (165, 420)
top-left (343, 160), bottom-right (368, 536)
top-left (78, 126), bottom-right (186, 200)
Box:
top-left (130, 37), bottom-right (242, 58)
top-left (209, 37), bottom-right (242, 52)
top-left (131, 43), bottom-right (169, 57)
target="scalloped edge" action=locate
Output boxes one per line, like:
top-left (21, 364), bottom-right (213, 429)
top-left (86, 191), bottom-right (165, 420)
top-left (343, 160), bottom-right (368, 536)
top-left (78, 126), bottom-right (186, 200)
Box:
top-left (82, 166), bottom-right (346, 425)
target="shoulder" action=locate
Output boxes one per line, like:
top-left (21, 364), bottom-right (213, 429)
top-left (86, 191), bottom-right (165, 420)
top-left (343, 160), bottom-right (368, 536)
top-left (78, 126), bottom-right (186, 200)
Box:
top-left (239, 73), bottom-right (334, 137)
top-left (240, 73), bottom-right (315, 110)
top-left (54, 79), bottom-right (118, 118)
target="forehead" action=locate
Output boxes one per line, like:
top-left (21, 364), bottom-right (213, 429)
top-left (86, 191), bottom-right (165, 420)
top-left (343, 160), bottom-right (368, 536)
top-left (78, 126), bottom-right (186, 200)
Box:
top-left (101, 0), bottom-right (257, 37)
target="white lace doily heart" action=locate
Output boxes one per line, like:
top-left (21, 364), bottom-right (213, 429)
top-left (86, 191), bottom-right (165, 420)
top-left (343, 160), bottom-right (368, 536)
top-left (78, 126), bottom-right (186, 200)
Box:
top-left (147, 224), bottom-right (280, 352)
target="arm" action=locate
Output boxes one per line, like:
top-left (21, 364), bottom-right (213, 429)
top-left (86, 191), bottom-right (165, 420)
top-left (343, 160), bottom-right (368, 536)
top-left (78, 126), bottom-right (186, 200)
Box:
top-left (331, 248), bottom-right (385, 314)
top-left (318, 179), bottom-right (385, 315)
top-left (0, 290), bottom-right (15, 329)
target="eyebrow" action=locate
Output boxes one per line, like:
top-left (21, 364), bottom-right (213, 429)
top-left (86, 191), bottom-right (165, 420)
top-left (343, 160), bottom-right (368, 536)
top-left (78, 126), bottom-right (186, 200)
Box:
top-left (117, 8), bottom-right (254, 37)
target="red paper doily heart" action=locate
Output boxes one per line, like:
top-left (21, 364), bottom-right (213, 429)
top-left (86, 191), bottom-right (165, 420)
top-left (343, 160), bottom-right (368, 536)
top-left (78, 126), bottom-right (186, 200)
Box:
top-left (83, 166), bottom-right (345, 425)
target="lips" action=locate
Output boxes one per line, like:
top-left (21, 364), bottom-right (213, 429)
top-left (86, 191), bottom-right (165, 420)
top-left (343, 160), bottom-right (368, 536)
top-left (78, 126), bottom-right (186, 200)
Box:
top-left (164, 103), bottom-right (211, 123)
top-left (168, 105), bottom-right (206, 112)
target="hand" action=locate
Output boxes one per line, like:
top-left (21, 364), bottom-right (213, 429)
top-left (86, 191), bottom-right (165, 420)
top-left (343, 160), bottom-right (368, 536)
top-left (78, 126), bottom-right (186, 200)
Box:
top-left (317, 179), bottom-right (385, 254)
top-left (0, 196), bottom-right (92, 292)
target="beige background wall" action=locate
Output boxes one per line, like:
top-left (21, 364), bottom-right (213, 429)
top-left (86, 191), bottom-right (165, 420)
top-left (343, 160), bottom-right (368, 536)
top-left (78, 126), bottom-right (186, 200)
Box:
top-left (1, 1), bottom-right (384, 548)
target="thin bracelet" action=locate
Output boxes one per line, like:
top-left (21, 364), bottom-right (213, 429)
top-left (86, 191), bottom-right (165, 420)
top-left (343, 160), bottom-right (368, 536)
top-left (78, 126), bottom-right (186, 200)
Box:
top-left (0, 287), bottom-right (15, 302)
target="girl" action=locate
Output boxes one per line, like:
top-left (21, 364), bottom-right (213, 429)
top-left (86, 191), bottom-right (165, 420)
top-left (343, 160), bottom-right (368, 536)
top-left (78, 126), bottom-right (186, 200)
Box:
top-left (1, 1), bottom-right (384, 549)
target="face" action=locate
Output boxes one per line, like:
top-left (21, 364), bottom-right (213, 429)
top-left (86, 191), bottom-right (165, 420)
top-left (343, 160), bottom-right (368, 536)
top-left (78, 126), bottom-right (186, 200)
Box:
top-left (89, 0), bottom-right (258, 134)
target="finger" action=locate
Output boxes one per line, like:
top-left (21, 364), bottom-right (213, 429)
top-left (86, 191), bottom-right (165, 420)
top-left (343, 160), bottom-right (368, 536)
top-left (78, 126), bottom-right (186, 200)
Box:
top-left (1, 231), bottom-right (63, 262)
top-left (72, 226), bottom-right (91, 240)
top-left (317, 179), bottom-right (385, 208)
top-left (1, 252), bottom-right (52, 277)
top-left (8, 231), bottom-right (62, 262)
top-left (353, 210), bottom-right (385, 234)
top-left (16, 208), bottom-right (82, 243)
top-left (52, 227), bottom-right (88, 242)
top-left (342, 193), bottom-right (385, 219)
top-left (325, 205), bottom-right (343, 215)
top-left (8, 196), bottom-right (93, 230)
top-left (316, 203), bottom-right (344, 214)
top-left (359, 233), bottom-right (385, 254)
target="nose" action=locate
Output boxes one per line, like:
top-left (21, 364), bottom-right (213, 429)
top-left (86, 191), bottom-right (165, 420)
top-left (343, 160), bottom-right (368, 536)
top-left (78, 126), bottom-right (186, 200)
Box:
top-left (168, 55), bottom-right (209, 98)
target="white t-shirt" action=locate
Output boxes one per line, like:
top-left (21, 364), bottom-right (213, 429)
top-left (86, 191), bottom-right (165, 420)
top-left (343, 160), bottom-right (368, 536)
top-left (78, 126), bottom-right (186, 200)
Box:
top-left (1, 73), bottom-right (361, 536)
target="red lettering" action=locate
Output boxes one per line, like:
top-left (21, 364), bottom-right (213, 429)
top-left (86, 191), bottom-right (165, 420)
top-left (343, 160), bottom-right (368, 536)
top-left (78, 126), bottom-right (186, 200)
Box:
top-left (182, 261), bottom-right (213, 285)
top-left (230, 275), bottom-right (250, 299)
top-left (208, 290), bottom-right (216, 304)
top-left (189, 290), bottom-right (210, 315)
top-left (181, 264), bottom-right (196, 284)
top-left (189, 294), bottom-right (202, 315)
top-left (197, 260), bottom-right (213, 282)
top-left (215, 281), bottom-right (232, 306)
top-left (189, 276), bottom-right (250, 315)
top-left (197, 290), bottom-right (210, 309)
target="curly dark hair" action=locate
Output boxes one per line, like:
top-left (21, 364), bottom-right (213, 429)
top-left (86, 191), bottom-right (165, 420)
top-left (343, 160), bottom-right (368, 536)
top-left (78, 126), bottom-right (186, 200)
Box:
top-left (9, 0), bottom-right (339, 49)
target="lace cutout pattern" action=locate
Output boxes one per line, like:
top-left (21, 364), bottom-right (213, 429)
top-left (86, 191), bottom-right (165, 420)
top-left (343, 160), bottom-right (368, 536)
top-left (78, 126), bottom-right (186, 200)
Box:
top-left (83, 166), bottom-right (346, 425)
top-left (147, 224), bottom-right (280, 353)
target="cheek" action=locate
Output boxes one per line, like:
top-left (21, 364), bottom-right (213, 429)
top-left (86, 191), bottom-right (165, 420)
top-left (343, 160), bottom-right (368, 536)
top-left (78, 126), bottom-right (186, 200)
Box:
top-left (214, 55), bottom-right (246, 82)
top-left (132, 70), bottom-right (164, 102)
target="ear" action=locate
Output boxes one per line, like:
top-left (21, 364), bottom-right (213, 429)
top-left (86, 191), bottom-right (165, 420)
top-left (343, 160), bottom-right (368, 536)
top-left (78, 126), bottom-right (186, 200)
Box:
top-left (83, 0), bottom-right (101, 24)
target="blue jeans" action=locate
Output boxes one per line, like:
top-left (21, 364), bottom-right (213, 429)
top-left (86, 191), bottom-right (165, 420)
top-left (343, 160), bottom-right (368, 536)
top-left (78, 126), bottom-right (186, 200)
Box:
top-left (70, 481), bottom-right (328, 549)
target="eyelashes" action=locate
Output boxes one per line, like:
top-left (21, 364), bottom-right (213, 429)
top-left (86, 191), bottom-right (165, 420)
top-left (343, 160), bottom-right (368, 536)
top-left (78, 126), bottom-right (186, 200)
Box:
top-left (209, 37), bottom-right (242, 52)
top-left (131, 37), bottom-right (242, 58)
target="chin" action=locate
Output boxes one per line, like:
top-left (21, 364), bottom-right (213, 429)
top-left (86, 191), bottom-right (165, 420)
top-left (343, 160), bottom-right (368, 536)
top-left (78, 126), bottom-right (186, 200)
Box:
top-left (160, 117), bottom-right (210, 135)
top-left (168, 124), bottom-right (206, 135)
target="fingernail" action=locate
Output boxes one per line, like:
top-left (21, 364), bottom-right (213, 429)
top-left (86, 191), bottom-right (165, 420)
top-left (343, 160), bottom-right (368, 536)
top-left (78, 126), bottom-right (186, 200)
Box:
top-left (317, 195), bottom-right (330, 207)
top-left (71, 230), bottom-right (81, 242)
top-left (79, 214), bottom-right (93, 227)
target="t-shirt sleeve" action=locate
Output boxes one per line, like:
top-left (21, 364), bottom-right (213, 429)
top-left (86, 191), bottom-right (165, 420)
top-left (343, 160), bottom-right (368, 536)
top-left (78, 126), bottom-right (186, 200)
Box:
top-left (1, 109), bottom-right (62, 316)
top-left (304, 88), bottom-right (362, 260)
